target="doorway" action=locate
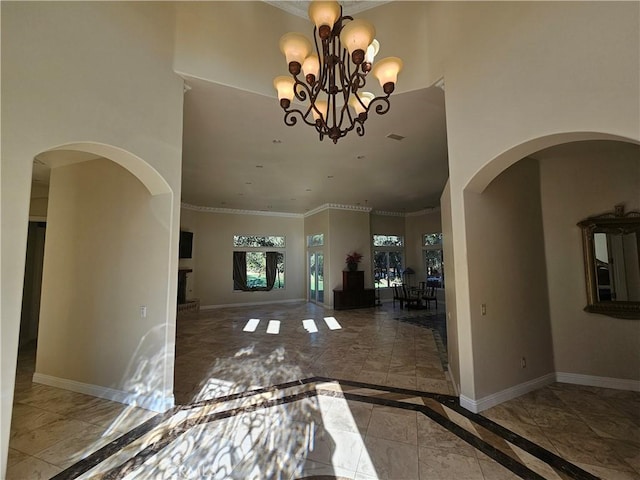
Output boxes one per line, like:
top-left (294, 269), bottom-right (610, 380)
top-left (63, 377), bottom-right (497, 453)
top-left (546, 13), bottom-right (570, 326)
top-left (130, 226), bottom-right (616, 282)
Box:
top-left (308, 251), bottom-right (324, 304)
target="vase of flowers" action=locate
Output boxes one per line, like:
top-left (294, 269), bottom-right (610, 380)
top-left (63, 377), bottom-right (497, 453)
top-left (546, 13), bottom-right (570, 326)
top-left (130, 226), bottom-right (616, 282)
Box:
top-left (345, 251), bottom-right (363, 271)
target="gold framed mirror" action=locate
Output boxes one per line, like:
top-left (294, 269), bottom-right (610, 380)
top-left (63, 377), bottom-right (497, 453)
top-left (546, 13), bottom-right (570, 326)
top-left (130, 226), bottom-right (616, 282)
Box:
top-left (578, 205), bottom-right (640, 319)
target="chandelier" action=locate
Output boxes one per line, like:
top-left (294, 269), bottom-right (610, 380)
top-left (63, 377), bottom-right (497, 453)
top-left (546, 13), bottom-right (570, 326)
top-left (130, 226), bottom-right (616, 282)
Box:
top-left (273, 1), bottom-right (403, 144)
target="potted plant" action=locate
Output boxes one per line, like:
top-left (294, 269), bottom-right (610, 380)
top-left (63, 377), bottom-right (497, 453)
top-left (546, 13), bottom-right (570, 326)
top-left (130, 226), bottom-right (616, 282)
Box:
top-left (345, 251), bottom-right (363, 271)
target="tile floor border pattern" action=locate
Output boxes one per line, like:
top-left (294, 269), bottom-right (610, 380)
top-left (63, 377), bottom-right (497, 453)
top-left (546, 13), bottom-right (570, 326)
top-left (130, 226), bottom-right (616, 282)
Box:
top-left (51, 377), bottom-right (598, 480)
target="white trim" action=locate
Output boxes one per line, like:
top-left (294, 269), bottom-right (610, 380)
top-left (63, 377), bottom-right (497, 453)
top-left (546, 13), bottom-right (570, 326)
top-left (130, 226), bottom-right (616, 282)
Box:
top-left (555, 372), bottom-right (640, 391)
top-left (182, 201), bottom-right (435, 218)
top-left (32, 373), bottom-right (174, 413)
top-left (181, 203), bottom-right (303, 218)
top-left (371, 210), bottom-right (405, 217)
top-left (304, 203), bottom-right (373, 217)
top-left (201, 298), bottom-right (307, 310)
top-left (459, 373), bottom-right (556, 413)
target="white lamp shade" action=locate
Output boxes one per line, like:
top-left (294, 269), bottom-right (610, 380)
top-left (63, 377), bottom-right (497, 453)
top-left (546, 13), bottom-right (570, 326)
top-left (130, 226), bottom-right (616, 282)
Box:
top-left (365, 39), bottom-right (380, 64)
top-left (312, 100), bottom-right (328, 121)
top-left (273, 76), bottom-right (295, 101)
top-left (339, 19), bottom-right (376, 55)
top-left (372, 57), bottom-right (403, 87)
top-left (279, 33), bottom-right (313, 65)
top-left (302, 55), bottom-right (320, 78)
top-left (349, 92), bottom-right (374, 115)
top-left (308, 1), bottom-right (341, 30)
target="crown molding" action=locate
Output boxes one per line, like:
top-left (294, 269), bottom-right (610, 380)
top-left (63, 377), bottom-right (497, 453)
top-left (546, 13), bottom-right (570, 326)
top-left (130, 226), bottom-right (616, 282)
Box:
top-left (304, 203), bottom-right (373, 217)
top-left (371, 210), bottom-right (405, 217)
top-left (182, 202), bottom-right (438, 218)
top-left (181, 203), bottom-right (303, 218)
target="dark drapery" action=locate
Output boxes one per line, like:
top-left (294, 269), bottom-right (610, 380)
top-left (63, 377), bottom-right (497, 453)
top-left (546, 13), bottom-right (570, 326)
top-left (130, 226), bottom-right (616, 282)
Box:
top-left (233, 251), bottom-right (248, 291)
top-left (265, 251), bottom-right (278, 290)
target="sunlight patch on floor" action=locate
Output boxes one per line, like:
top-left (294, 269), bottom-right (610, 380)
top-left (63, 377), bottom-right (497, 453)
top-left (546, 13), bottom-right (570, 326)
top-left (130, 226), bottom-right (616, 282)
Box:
top-left (323, 316), bottom-right (342, 330)
top-left (243, 318), bottom-right (260, 332)
top-left (266, 320), bottom-right (280, 334)
top-left (302, 319), bottom-right (319, 333)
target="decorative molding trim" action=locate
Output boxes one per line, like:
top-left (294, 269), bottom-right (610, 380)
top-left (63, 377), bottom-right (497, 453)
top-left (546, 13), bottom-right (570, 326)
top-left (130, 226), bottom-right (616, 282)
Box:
top-left (182, 202), bottom-right (434, 218)
top-left (556, 372), bottom-right (640, 392)
top-left (32, 373), bottom-right (174, 413)
top-left (459, 373), bottom-right (556, 413)
top-left (201, 298), bottom-right (307, 310)
top-left (304, 203), bottom-right (373, 217)
top-left (371, 210), bottom-right (405, 217)
top-left (181, 203), bottom-right (303, 218)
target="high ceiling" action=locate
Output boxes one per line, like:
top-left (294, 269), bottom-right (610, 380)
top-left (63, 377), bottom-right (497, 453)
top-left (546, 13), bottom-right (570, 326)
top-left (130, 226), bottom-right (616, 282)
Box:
top-left (179, 1), bottom-right (450, 215)
top-left (180, 77), bottom-right (449, 214)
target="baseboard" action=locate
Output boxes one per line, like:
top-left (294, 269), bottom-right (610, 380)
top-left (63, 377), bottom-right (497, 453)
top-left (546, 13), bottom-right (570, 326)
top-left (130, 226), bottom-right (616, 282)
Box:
top-left (32, 373), bottom-right (174, 413)
top-left (201, 298), bottom-right (307, 310)
top-left (556, 372), bottom-right (640, 391)
top-left (460, 373), bottom-right (556, 413)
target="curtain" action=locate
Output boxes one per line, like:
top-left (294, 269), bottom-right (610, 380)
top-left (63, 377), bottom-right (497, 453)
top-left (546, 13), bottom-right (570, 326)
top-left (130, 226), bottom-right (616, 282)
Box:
top-left (265, 252), bottom-right (278, 290)
top-left (233, 251), bottom-right (248, 291)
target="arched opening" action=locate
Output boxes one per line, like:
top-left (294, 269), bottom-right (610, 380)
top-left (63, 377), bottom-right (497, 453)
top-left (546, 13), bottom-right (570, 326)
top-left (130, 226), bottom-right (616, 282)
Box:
top-left (458, 134), bottom-right (639, 411)
top-left (13, 142), bottom-right (177, 473)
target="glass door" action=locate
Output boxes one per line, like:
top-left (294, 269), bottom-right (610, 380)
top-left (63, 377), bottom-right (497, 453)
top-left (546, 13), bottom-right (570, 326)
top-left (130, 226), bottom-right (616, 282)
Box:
top-left (308, 252), bottom-right (324, 304)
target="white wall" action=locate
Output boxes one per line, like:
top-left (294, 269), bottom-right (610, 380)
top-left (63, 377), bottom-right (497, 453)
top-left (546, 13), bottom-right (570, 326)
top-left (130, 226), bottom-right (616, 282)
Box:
top-left (36, 159), bottom-right (174, 409)
top-left (327, 209), bottom-right (373, 307)
top-left (1, 2), bottom-right (183, 474)
top-left (190, 210), bottom-right (305, 307)
top-left (539, 141), bottom-right (640, 382)
top-left (432, 1), bottom-right (640, 403)
top-left (464, 159), bottom-right (554, 402)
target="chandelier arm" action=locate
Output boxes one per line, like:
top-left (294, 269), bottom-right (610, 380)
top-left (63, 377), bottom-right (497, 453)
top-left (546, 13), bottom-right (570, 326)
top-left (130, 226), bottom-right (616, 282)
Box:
top-left (293, 78), bottom-right (311, 103)
top-left (368, 95), bottom-right (392, 116)
top-left (284, 107), bottom-right (318, 128)
top-left (355, 119), bottom-right (366, 137)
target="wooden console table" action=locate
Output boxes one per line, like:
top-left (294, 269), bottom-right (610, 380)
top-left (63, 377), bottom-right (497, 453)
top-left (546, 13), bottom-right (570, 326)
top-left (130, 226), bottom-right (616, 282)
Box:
top-left (333, 271), bottom-right (375, 310)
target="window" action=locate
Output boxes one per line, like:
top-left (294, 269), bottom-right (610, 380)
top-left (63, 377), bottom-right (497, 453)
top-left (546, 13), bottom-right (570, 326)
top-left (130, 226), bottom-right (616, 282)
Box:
top-left (233, 235), bottom-right (285, 291)
top-left (373, 235), bottom-right (404, 288)
top-left (234, 235), bottom-right (285, 248)
top-left (423, 233), bottom-right (443, 287)
top-left (373, 235), bottom-right (404, 247)
top-left (423, 233), bottom-right (442, 246)
top-left (307, 234), bottom-right (324, 247)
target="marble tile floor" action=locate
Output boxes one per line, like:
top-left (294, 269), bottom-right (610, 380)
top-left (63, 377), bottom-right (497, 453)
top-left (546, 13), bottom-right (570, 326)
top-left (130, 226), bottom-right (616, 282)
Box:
top-left (6, 302), bottom-right (640, 479)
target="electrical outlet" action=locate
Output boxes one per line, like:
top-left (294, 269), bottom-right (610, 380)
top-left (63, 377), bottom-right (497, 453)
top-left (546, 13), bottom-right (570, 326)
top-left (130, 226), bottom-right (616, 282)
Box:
top-left (140, 305), bottom-right (147, 318)
top-left (481, 304), bottom-right (487, 316)
top-left (521, 356), bottom-right (527, 368)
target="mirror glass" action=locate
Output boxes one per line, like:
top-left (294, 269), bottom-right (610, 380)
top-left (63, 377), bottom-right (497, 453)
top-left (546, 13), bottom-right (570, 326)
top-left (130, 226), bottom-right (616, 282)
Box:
top-left (593, 231), bottom-right (640, 302)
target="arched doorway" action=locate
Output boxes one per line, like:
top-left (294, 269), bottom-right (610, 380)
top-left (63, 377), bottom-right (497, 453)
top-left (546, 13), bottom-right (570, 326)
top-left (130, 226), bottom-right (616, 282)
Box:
top-left (454, 135), bottom-right (639, 412)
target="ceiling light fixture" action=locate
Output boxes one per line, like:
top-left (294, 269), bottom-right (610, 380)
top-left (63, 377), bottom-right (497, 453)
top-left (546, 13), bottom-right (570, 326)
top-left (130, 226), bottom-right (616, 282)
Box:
top-left (274, 1), bottom-right (403, 144)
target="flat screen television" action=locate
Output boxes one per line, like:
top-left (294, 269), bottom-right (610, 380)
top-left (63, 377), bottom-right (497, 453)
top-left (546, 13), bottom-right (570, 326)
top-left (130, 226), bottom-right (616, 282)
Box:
top-left (179, 231), bottom-right (193, 259)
